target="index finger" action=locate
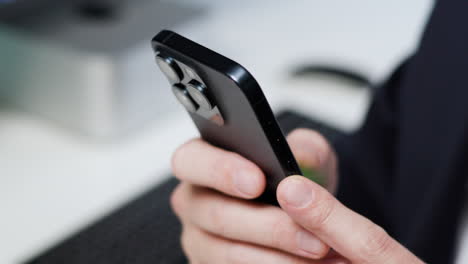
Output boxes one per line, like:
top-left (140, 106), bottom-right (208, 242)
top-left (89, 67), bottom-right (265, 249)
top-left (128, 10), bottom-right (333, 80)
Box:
top-left (171, 138), bottom-right (266, 199)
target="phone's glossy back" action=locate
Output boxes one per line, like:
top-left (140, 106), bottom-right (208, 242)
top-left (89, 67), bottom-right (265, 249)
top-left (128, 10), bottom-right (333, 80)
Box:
top-left (152, 30), bottom-right (301, 204)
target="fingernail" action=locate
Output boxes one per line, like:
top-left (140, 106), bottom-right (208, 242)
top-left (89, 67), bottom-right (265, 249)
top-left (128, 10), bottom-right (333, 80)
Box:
top-left (233, 169), bottom-right (258, 197)
top-left (282, 178), bottom-right (313, 208)
top-left (296, 230), bottom-right (324, 256)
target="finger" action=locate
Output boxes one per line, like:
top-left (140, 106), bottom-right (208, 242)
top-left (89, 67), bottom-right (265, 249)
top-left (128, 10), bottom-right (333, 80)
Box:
top-left (287, 128), bottom-right (338, 192)
top-left (172, 183), bottom-right (330, 259)
top-left (181, 223), bottom-right (345, 264)
top-left (171, 138), bottom-right (265, 199)
top-left (277, 176), bottom-right (423, 264)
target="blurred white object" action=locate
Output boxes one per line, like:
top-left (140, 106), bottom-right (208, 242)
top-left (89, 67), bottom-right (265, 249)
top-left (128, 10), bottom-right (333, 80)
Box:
top-left (0, 0), bottom-right (202, 138)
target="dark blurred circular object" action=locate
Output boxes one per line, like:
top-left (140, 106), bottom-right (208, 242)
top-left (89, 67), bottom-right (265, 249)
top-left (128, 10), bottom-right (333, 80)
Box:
top-left (291, 64), bottom-right (372, 89)
top-left (76, 1), bottom-right (115, 20)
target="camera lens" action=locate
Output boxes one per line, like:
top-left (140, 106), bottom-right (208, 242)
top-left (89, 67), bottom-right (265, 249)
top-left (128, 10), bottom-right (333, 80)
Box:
top-left (155, 55), bottom-right (183, 83)
top-left (172, 84), bottom-right (198, 112)
top-left (186, 80), bottom-right (212, 110)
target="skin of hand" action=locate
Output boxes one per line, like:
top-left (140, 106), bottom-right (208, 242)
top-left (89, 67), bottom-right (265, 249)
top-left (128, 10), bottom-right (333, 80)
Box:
top-left (170, 128), bottom-right (424, 264)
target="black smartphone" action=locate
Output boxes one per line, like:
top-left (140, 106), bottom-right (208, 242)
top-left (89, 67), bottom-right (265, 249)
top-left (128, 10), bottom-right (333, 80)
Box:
top-left (151, 30), bottom-right (302, 205)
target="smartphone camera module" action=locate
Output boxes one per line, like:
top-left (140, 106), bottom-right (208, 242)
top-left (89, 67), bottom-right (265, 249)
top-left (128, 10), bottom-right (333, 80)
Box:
top-left (186, 80), bottom-right (212, 110)
top-left (172, 84), bottom-right (198, 112)
top-left (155, 54), bottom-right (183, 83)
top-left (154, 52), bottom-right (224, 126)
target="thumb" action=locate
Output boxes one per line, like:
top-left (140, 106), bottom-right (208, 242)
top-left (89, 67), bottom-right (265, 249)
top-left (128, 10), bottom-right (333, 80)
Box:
top-left (277, 176), bottom-right (423, 264)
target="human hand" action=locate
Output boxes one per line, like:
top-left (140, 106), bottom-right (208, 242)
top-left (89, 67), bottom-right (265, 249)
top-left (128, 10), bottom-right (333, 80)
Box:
top-left (170, 128), bottom-right (423, 263)
top-left (171, 129), bottom-right (344, 263)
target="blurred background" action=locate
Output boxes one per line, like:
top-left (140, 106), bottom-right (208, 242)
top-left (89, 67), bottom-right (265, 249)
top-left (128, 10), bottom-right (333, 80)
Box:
top-left (0, 0), bottom-right (433, 263)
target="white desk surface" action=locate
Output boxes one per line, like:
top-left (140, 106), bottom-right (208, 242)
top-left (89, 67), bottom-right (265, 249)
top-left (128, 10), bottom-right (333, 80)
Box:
top-left (0, 1), bottom-right (432, 263)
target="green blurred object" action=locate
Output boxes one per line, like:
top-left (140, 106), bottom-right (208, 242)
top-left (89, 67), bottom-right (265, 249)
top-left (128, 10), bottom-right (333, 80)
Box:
top-left (300, 165), bottom-right (326, 187)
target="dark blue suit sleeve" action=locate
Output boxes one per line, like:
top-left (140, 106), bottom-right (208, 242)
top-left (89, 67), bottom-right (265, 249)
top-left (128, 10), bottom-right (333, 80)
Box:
top-left (334, 58), bottom-right (410, 233)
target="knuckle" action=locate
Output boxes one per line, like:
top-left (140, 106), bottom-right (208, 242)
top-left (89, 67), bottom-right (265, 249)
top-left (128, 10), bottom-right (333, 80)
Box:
top-left (310, 132), bottom-right (333, 163)
top-left (269, 215), bottom-right (292, 249)
top-left (288, 128), bottom-right (316, 138)
top-left (211, 153), bottom-right (237, 191)
top-left (288, 128), bottom-right (335, 167)
top-left (287, 128), bottom-right (309, 140)
top-left (314, 132), bottom-right (331, 152)
top-left (169, 184), bottom-right (185, 217)
top-left (208, 197), bottom-right (228, 236)
top-left (170, 146), bottom-right (185, 179)
top-left (290, 128), bottom-right (329, 150)
top-left (358, 224), bottom-right (394, 262)
top-left (171, 138), bottom-right (200, 179)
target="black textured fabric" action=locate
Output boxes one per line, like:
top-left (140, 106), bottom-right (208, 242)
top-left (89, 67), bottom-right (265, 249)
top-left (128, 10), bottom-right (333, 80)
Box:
top-left (26, 178), bottom-right (187, 264)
